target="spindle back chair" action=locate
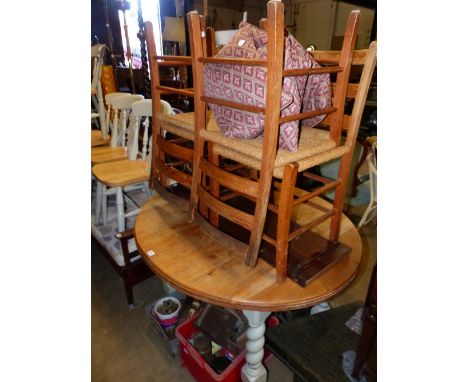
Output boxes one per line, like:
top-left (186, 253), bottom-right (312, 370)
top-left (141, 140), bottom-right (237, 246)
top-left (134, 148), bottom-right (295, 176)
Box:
top-left (92, 99), bottom-right (156, 232)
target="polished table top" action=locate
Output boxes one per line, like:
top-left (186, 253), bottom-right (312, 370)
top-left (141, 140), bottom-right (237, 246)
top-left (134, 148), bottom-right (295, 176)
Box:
top-left (135, 193), bottom-right (362, 312)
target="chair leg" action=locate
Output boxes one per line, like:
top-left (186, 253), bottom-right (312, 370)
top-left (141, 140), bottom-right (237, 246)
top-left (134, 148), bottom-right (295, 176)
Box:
top-left (329, 153), bottom-right (354, 242)
top-left (123, 275), bottom-right (135, 308)
top-left (208, 147), bottom-right (220, 227)
top-left (116, 187), bottom-right (126, 232)
top-left (245, 173), bottom-right (275, 267)
top-left (144, 181), bottom-right (152, 198)
top-left (102, 185), bottom-right (108, 225)
top-left (275, 163), bottom-right (298, 283)
top-left (95, 181), bottom-right (103, 225)
top-left (358, 202), bottom-right (376, 229)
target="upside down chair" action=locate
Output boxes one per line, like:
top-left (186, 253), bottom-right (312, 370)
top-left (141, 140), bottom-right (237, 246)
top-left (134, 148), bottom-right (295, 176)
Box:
top-left (187, 0), bottom-right (377, 283)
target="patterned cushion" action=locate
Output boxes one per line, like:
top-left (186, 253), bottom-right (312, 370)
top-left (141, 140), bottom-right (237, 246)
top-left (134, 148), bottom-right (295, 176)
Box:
top-left (203, 22), bottom-right (331, 151)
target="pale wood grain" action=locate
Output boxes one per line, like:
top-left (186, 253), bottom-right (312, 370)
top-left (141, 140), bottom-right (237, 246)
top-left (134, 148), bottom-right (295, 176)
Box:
top-left (91, 130), bottom-right (111, 147)
top-left (91, 146), bottom-right (127, 165)
top-left (135, 193), bottom-right (362, 312)
top-left (92, 159), bottom-right (149, 187)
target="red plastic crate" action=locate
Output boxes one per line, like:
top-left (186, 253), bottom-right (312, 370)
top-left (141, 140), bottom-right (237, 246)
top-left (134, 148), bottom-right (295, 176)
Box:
top-left (175, 314), bottom-right (279, 382)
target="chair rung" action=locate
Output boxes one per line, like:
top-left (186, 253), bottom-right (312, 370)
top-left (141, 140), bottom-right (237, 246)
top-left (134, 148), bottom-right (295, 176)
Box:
top-left (168, 160), bottom-right (191, 167)
top-left (305, 200), bottom-right (331, 213)
top-left (202, 96), bottom-right (265, 114)
top-left (155, 55), bottom-right (192, 62)
top-left (222, 162), bottom-right (246, 172)
top-left (219, 191), bottom-right (239, 202)
top-left (198, 186), bottom-right (254, 230)
top-left (262, 233), bottom-right (277, 247)
top-left (156, 160), bottom-right (192, 188)
top-left (292, 180), bottom-right (341, 207)
top-left (194, 211), bottom-right (249, 255)
top-left (279, 106), bottom-right (336, 124)
top-left (289, 210), bottom-right (336, 241)
top-left (302, 171), bottom-right (334, 185)
top-left (156, 86), bottom-right (194, 97)
top-left (200, 158), bottom-right (259, 198)
top-left (199, 57), bottom-right (268, 66)
top-left (157, 135), bottom-right (193, 162)
top-left (283, 66), bottom-right (343, 77)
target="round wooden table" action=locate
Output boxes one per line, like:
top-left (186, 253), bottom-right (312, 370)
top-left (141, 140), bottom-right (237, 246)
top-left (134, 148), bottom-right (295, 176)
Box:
top-left (135, 193), bottom-right (362, 382)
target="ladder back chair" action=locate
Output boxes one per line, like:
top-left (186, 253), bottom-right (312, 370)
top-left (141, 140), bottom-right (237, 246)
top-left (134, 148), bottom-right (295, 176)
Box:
top-left (93, 99), bottom-right (157, 232)
top-left (188, 0), bottom-right (377, 282)
top-left (145, 20), bottom-right (205, 211)
top-left (146, 19), bottom-right (251, 212)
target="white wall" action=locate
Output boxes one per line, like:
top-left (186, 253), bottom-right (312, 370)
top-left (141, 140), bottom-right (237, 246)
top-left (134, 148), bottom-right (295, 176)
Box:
top-left (190, 0), bottom-right (375, 49)
top-left (289, 0), bottom-right (337, 49)
top-left (333, 1), bottom-right (375, 48)
top-left (192, 0), bottom-right (265, 31)
top-left (289, 0), bottom-right (375, 49)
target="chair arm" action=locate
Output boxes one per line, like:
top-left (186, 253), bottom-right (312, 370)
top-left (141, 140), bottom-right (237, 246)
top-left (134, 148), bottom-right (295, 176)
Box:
top-left (115, 229), bottom-right (138, 269)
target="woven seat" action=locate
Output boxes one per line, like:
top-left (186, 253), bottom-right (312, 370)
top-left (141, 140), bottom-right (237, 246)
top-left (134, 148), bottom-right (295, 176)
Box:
top-left (158, 112), bottom-right (195, 140)
top-left (202, 124), bottom-right (348, 179)
top-left (187, 1), bottom-right (377, 283)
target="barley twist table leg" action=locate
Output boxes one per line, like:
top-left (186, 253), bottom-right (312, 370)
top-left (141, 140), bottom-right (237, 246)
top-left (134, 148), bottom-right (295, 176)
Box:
top-left (241, 310), bottom-right (271, 382)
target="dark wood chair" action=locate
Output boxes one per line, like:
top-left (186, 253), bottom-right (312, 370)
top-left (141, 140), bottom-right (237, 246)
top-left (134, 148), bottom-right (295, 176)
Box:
top-left (187, 0), bottom-right (377, 283)
top-left (93, 229), bottom-right (154, 308)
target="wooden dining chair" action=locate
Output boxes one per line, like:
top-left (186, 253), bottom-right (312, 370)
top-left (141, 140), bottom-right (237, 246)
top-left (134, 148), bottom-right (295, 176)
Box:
top-left (91, 93), bottom-right (142, 165)
top-left (91, 44), bottom-right (106, 136)
top-left (145, 21), bottom-right (198, 211)
top-left (187, 0), bottom-right (377, 283)
top-left (146, 20), bottom-right (250, 212)
top-left (357, 137), bottom-right (377, 228)
top-left (93, 99), bottom-right (157, 232)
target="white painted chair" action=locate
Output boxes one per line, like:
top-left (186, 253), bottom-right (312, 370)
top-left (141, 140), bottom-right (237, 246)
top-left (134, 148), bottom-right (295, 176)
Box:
top-left (104, 92), bottom-right (132, 140)
top-left (358, 139), bottom-right (377, 228)
top-left (91, 44), bottom-right (106, 138)
top-left (93, 99), bottom-right (172, 232)
top-left (91, 93), bottom-right (142, 163)
top-left (93, 94), bottom-right (144, 225)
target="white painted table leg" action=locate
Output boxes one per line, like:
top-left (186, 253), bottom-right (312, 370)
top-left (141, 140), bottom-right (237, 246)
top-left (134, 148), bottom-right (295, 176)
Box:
top-left (102, 185), bottom-right (108, 225)
top-left (241, 310), bottom-right (271, 382)
top-left (95, 181), bottom-right (103, 225)
top-left (144, 180), bottom-right (152, 198)
top-left (116, 187), bottom-right (125, 232)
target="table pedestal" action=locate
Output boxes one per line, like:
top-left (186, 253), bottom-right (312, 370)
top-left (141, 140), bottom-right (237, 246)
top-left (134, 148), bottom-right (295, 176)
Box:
top-left (241, 310), bottom-right (271, 382)
top-left (134, 194), bottom-right (362, 382)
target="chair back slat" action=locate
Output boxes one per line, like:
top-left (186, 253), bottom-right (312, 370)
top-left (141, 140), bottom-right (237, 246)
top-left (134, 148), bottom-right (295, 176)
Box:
top-left (109, 94), bottom-right (144, 147)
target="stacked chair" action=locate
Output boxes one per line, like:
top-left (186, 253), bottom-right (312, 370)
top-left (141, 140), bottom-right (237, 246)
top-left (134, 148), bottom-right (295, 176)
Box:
top-left (146, 20), bottom-right (251, 212)
top-left (145, 21), bottom-right (197, 211)
top-left (186, 0), bottom-right (377, 283)
top-left (91, 44), bottom-right (109, 146)
top-left (357, 137), bottom-right (377, 228)
top-left (93, 98), bottom-right (157, 232)
top-left (91, 93), bottom-right (142, 166)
